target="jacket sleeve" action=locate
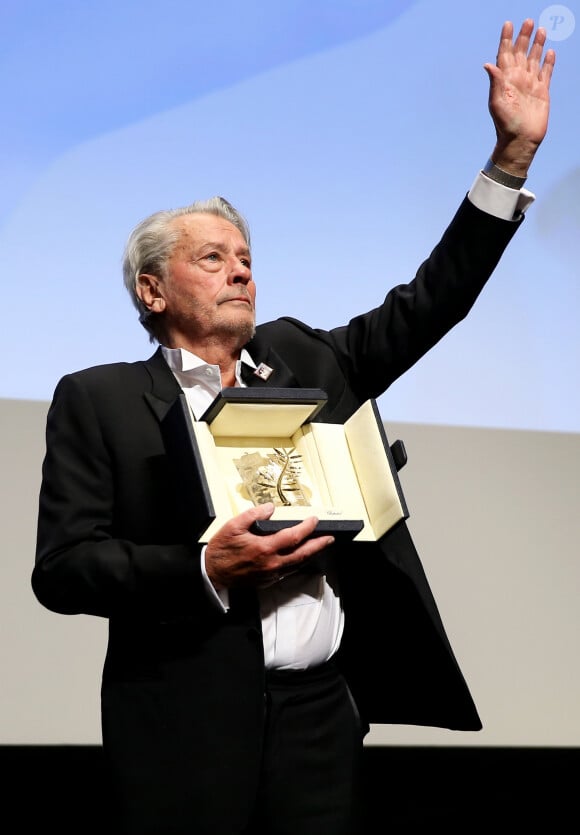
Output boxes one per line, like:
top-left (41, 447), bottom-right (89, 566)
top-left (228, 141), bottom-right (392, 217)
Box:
top-left (329, 196), bottom-right (525, 400)
top-left (32, 371), bottom-right (217, 622)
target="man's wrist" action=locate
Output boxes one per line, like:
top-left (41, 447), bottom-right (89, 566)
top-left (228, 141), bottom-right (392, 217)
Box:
top-left (482, 158), bottom-right (527, 190)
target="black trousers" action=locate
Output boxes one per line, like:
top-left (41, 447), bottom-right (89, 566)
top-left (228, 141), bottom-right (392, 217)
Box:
top-left (243, 658), bottom-right (365, 835)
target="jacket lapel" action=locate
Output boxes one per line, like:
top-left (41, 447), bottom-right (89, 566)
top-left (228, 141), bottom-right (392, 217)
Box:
top-left (142, 348), bottom-right (183, 423)
top-left (241, 345), bottom-right (300, 389)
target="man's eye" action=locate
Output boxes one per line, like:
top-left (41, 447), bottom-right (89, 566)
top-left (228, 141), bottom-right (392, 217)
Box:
top-left (241, 258), bottom-right (251, 268)
top-left (206, 253), bottom-right (219, 262)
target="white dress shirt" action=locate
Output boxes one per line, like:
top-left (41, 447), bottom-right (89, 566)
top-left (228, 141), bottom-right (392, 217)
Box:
top-left (161, 172), bottom-right (535, 669)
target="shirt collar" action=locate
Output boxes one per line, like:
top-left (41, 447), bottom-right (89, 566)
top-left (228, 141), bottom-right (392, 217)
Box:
top-left (161, 345), bottom-right (256, 376)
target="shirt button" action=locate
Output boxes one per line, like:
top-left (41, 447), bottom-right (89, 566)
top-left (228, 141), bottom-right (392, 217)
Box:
top-left (205, 368), bottom-right (213, 377)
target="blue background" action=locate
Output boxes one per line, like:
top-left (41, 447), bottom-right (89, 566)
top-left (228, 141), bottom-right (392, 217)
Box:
top-left (1, 0), bottom-right (578, 431)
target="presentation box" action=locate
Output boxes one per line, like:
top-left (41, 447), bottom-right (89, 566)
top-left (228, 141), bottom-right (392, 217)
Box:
top-left (161, 387), bottom-right (409, 544)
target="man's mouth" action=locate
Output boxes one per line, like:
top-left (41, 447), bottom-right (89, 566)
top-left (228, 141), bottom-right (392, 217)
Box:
top-left (220, 295), bottom-right (252, 306)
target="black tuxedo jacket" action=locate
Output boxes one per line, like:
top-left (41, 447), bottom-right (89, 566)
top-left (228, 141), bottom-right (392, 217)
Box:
top-left (33, 197), bottom-right (522, 831)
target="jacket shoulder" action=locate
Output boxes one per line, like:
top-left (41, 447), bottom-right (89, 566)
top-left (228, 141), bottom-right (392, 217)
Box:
top-left (52, 353), bottom-right (161, 398)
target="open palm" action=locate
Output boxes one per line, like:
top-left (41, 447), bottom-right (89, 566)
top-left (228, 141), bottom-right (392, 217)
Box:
top-left (485, 19), bottom-right (555, 150)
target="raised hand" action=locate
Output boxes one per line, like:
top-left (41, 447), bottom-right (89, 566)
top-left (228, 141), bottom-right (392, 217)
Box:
top-left (484, 19), bottom-right (556, 175)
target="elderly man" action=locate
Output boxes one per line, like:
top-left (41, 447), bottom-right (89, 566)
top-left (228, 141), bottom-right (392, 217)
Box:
top-left (33, 19), bottom-right (554, 835)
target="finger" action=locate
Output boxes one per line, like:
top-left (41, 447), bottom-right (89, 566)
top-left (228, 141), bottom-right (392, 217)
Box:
top-left (513, 18), bottom-right (534, 57)
top-left (293, 532), bottom-right (335, 559)
top-left (270, 515), bottom-right (321, 551)
top-left (256, 517), bottom-right (334, 586)
top-left (231, 501), bottom-right (275, 532)
top-left (495, 20), bottom-right (515, 68)
top-left (251, 501), bottom-right (275, 521)
top-left (270, 533), bottom-right (335, 583)
top-left (483, 62), bottom-right (501, 84)
top-left (527, 26), bottom-right (547, 73)
top-left (540, 48), bottom-right (556, 87)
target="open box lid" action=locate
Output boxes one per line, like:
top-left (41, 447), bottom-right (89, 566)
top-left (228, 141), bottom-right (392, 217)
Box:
top-left (200, 387), bottom-right (328, 437)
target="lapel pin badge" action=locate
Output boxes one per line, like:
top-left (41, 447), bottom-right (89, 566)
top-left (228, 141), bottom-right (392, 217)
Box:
top-left (254, 362), bottom-right (274, 381)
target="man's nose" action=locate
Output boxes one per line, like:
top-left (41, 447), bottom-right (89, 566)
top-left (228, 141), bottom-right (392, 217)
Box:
top-left (228, 259), bottom-right (252, 284)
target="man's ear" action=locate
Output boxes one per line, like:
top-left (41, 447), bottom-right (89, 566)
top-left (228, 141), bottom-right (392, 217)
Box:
top-left (136, 274), bottom-right (166, 313)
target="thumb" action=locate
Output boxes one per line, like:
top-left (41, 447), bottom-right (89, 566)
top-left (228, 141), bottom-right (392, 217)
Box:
top-left (235, 501), bottom-right (275, 530)
top-left (483, 62), bottom-right (500, 82)
top-left (251, 501), bottom-right (275, 520)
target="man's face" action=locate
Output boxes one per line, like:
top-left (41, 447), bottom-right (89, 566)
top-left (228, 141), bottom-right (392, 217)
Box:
top-left (152, 212), bottom-right (256, 350)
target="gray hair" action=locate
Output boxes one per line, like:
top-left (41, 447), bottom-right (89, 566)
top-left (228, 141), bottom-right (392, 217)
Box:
top-left (122, 196), bottom-right (251, 341)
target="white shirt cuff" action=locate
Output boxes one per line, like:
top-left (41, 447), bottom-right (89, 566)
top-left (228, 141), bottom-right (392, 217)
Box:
top-left (200, 544), bottom-right (230, 611)
top-left (468, 171), bottom-right (535, 221)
